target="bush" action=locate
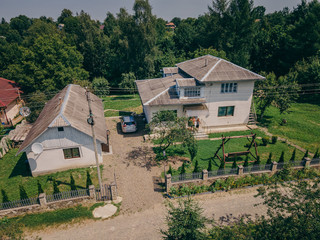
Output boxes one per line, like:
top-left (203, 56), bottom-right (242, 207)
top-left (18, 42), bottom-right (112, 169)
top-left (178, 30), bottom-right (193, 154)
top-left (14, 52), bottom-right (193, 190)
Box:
top-left (19, 185), bottom-right (28, 200)
top-left (290, 149), bottom-right (296, 162)
top-left (167, 165), bottom-right (173, 175)
top-left (278, 151), bottom-right (285, 163)
top-left (303, 150), bottom-right (309, 159)
top-left (193, 160), bottom-right (201, 173)
top-left (261, 137), bottom-right (270, 146)
top-left (243, 156), bottom-right (249, 167)
top-left (37, 180), bottom-right (44, 194)
top-left (70, 174), bottom-right (76, 191)
top-left (1, 189), bottom-right (9, 203)
top-left (254, 156), bottom-right (261, 165)
top-left (207, 159), bottom-right (213, 172)
top-left (271, 136), bottom-right (278, 144)
top-left (180, 162), bottom-right (186, 175)
top-left (232, 158), bottom-right (237, 169)
top-left (314, 149), bottom-right (319, 159)
top-left (86, 170), bottom-right (93, 189)
top-left (53, 178), bottom-right (60, 194)
top-left (266, 153), bottom-right (272, 164)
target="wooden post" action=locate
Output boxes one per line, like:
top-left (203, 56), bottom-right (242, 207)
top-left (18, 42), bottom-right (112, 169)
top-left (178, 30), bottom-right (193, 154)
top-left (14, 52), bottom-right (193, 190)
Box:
top-left (202, 169), bottom-right (208, 180)
top-left (165, 174), bottom-right (172, 193)
top-left (237, 165), bottom-right (244, 176)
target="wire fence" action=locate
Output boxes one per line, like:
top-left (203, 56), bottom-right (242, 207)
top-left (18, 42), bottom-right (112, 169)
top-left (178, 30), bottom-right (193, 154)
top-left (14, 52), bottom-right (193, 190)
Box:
top-left (311, 158), bottom-right (320, 165)
top-left (0, 196), bottom-right (39, 210)
top-left (46, 189), bottom-right (89, 203)
top-left (172, 172), bottom-right (203, 183)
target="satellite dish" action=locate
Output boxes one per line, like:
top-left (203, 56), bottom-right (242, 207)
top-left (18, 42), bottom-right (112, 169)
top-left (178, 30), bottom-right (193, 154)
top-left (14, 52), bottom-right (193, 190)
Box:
top-left (20, 107), bottom-right (31, 117)
top-left (31, 143), bottom-right (43, 154)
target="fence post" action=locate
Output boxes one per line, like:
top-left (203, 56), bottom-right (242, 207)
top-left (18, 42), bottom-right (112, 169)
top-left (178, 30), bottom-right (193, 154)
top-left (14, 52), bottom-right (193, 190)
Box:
top-left (89, 185), bottom-right (96, 199)
top-left (304, 157), bottom-right (311, 168)
top-left (271, 162), bottom-right (278, 173)
top-left (237, 165), bottom-right (243, 176)
top-left (110, 183), bottom-right (117, 201)
top-left (202, 169), bottom-right (208, 181)
top-left (39, 193), bottom-right (47, 207)
top-left (165, 174), bottom-right (172, 193)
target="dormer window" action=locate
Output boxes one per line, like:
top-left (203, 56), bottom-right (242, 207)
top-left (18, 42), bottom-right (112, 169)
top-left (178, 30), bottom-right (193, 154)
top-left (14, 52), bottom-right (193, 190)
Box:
top-left (221, 83), bottom-right (237, 93)
top-left (58, 127), bottom-right (64, 132)
top-left (184, 87), bottom-right (201, 97)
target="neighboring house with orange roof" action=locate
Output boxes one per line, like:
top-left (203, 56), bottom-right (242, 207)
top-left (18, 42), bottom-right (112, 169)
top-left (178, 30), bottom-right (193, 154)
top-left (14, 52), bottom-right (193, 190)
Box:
top-left (136, 55), bottom-right (265, 132)
top-left (166, 22), bottom-right (176, 30)
top-left (17, 84), bottom-right (109, 176)
top-left (0, 77), bottom-right (23, 126)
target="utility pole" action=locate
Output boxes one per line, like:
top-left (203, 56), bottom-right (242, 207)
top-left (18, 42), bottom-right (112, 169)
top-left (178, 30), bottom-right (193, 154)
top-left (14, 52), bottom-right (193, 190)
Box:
top-left (86, 88), bottom-right (103, 192)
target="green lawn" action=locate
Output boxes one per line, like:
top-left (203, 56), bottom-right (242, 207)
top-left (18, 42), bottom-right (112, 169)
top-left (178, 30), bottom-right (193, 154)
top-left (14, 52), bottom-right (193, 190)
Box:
top-left (0, 149), bottom-right (100, 203)
top-left (163, 138), bottom-right (305, 175)
top-left (102, 94), bottom-right (142, 117)
top-left (208, 129), bottom-right (266, 138)
top-left (260, 103), bottom-right (320, 153)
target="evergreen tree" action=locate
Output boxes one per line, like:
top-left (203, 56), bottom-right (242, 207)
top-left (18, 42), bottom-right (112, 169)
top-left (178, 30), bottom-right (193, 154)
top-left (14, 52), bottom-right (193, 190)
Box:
top-left (207, 159), bottom-right (213, 172)
top-left (180, 162), bottom-right (186, 175)
top-left (290, 149), bottom-right (296, 162)
top-left (278, 151), bottom-right (285, 163)
top-left (1, 189), bottom-right (9, 203)
top-left (243, 156), bottom-right (249, 167)
top-left (313, 148), bottom-right (319, 159)
top-left (266, 152), bottom-right (272, 164)
top-left (19, 185), bottom-right (28, 200)
top-left (86, 170), bottom-right (93, 189)
top-left (37, 180), bottom-right (44, 194)
top-left (53, 178), bottom-right (60, 194)
top-left (303, 150), bottom-right (309, 159)
top-left (70, 174), bottom-right (76, 191)
top-left (193, 159), bottom-right (201, 173)
top-left (232, 157), bottom-right (237, 169)
top-left (167, 165), bottom-right (173, 175)
top-left (219, 160), bottom-right (225, 175)
top-left (254, 156), bottom-right (261, 165)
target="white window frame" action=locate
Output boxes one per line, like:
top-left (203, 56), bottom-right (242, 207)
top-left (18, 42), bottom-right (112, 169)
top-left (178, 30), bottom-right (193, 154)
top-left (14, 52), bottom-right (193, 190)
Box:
top-left (184, 87), bottom-right (201, 98)
top-left (221, 83), bottom-right (238, 93)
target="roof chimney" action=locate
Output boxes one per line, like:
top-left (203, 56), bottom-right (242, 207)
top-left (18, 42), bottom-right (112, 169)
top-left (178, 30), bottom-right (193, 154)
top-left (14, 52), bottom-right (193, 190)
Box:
top-left (205, 58), bottom-right (208, 67)
top-left (59, 97), bottom-right (62, 105)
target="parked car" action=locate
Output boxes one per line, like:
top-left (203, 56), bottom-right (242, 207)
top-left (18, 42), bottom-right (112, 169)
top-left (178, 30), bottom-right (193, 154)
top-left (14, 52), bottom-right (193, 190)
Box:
top-left (121, 116), bottom-right (137, 133)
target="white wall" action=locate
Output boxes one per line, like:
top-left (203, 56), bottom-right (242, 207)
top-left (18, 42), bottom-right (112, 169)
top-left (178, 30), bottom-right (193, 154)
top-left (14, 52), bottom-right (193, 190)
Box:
top-left (145, 105), bottom-right (184, 123)
top-left (25, 126), bottom-right (103, 176)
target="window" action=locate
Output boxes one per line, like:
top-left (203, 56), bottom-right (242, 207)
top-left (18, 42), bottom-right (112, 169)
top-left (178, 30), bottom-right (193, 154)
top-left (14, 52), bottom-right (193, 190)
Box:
top-left (58, 127), bottom-right (64, 132)
top-left (63, 148), bottom-right (80, 159)
top-left (218, 106), bottom-right (235, 117)
top-left (221, 83), bottom-right (237, 93)
top-left (184, 87), bottom-right (201, 97)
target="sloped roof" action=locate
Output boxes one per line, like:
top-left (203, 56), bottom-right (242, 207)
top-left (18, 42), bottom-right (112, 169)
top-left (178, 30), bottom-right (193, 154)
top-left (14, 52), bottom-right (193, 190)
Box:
top-left (176, 55), bottom-right (265, 82)
top-left (176, 78), bottom-right (198, 87)
top-left (18, 85), bottom-right (107, 154)
top-left (163, 67), bottom-right (178, 75)
top-left (0, 77), bottom-right (22, 107)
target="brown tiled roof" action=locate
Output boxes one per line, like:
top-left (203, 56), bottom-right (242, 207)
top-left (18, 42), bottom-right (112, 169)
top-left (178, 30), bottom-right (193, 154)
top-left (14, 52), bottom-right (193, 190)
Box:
top-left (18, 85), bottom-right (107, 154)
top-left (177, 55), bottom-right (265, 82)
top-left (163, 67), bottom-right (178, 74)
top-left (176, 78), bottom-right (198, 87)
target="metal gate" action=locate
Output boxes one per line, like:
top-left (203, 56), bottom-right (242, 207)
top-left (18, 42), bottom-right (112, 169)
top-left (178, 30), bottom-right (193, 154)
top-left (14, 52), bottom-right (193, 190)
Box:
top-left (95, 184), bottom-right (112, 201)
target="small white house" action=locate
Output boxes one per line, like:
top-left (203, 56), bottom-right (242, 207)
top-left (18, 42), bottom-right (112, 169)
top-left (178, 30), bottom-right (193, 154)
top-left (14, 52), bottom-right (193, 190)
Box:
top-left (17, 84), bottom-right (109, 176)
top-left (136, 55), bottom-right (265, 132)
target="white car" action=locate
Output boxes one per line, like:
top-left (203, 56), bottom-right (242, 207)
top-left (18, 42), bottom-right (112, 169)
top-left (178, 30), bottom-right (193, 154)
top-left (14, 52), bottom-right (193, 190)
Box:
top-left (121, 116), bottom-right (137, 133)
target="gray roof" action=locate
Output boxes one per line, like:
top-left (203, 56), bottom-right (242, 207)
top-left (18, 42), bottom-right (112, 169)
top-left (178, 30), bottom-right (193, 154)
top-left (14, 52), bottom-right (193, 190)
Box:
top-left (176, 78), bottom-right (198, 87)
top-left (176, 55), bottom-right (265, 82)
top-left (18, 85), bottom-right (107, 154)
top-left (162, 67), bottom-right (178, 75)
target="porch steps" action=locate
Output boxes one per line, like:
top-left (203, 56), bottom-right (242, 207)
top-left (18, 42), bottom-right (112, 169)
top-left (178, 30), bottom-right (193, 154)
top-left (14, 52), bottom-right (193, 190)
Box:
top-left (194, 130), bottom-right (209, 140)
top-left (247, 112), bottom-right (257, 125)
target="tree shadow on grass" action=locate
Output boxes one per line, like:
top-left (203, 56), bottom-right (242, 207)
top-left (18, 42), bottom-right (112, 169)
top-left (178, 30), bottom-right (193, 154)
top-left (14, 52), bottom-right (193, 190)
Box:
top-left (45, 176), bottom-right (87, 190)
top-left (9, 152), bottom-right (32, 178)
top-left (200, 157), bottom-right (220, 168)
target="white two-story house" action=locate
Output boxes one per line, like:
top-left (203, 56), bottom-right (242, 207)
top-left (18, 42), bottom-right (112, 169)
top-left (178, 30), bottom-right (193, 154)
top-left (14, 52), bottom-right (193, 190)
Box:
top-left (136, 55), bottom-right (265, 132)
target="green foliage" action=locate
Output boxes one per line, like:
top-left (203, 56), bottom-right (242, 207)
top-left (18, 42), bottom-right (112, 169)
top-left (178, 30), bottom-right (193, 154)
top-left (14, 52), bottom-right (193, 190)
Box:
top-left (303, 149), bottom-right (309, 159)
top-left (0, 217), bottom-right (24, 240)
top-left (19, 185), bottom-right (28, 200)
top-left (266, 152), bottom-right (272, 164)
top-left (207, 159), bottom-right (213, 172)
top-left (119, 72), bottom-right (136, 94)
top-left (161, 198), bottom-right (207, 240)
top-left (193, 160), bottom-right (201, 173)
top-left (37, 180), bottom-right (43, 194)
top-left (232, 158), bottom-right (237, 169)
top-left (86, 170), bottom-right (93, 189)
top-left (184, 136), bottom-right (198, 161)
top-left (180, 162), bottom-right (186, 175)
top-left (271, 135), bottom-right (278, 144)
top-left (26, 91), bottom-right (48, 123)
top-left (243, 156), bottom-right (249, 167)
top-left (167, 165), bottom-right (173, 175)
top-left (52, 178), bottom-right (60, 194)
top-left (314, 148), bottom-right (319, 159)
top-left (254, 156), bottom-right (261, 165)
top-left (261, 137), bottom-right (269, 146)
top-left (290, 149), bottom-right (296, 162)
top-left (1, 189), bottom-right (9, 203)
top-left (278, 151), bottom-right (285, 163)
top-left (70, 174), bottom-right (76, 191)
top-left (92, 77), bottom-right (110, 96)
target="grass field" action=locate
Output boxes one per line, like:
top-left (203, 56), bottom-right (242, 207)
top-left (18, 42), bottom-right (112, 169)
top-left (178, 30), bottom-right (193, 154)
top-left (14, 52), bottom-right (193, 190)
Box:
top-left (102, 94), bottom-right (142, 117)
top-left (260, 103), bottom-right (320, 153)
top-left (0, 149), bottom-right (100, 203)
top-left (163, 137), bottom-right (305, 175)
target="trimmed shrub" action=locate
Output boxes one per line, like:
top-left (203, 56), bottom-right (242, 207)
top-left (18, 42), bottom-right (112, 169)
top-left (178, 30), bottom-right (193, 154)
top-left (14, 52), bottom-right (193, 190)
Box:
top-left (167, 165), bottom-right (173, 175)
top-left (86, 170), bottom-right (93, 189)
top-left (19, 185), bottom-right (28, 200)
top-left (1, 189), bottom-right (9, 203)
top-left (53, 179), bottom-right (60, 194)
top-left (266, 152), bottom-right (272, 164)
top-left (261, 137), bottom-right (269, 146)
top-left (254, 156), bottom-right (261, 165)
top-left (37, 180), bottom-right (44, 194)
top-left (70, 174), bottom-right (76, 191)
top-left (290, 149), bottom-right (296, 162)
top-left (243, 156), bottom-right (249, 167)
top-left (193, 160), bottom-right (201, 173)
top-left (303, 150), bottom-right (309, 159)
top-left (207, 159), bottom-right (213, 172)
top-left (314, 149), bottom-right (319, 159)
top-left (180, 162), bottom-right (186, 175)
top-left (232, 158), bottom-right (237, 169)
top-left (271, 135), bottom-right (278, 144)
top-left (278, 151), bottom-right (285, 163)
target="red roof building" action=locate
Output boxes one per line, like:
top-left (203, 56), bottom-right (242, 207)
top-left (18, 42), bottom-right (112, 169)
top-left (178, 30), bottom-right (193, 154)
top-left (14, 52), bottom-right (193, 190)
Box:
top-left (0, 77), bottom-right (23, 125)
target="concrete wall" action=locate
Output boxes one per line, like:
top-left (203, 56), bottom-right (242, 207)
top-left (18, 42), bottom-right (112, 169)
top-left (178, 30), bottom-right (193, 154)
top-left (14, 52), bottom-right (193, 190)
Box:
top-left (25, 126), bottom-right (103, 176)
top-left (144, 104), bottom-right (184, 123)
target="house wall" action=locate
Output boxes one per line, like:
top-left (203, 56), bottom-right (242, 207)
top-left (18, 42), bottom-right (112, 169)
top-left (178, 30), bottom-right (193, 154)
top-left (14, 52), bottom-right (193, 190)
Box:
top-left (0, 100), bottom-right (21, 124)
top-left (200, 80), bottom-right (254, 127)
top-left (25, 126), bottom-right (103, 176)
top-left (144, 104), bottom-right (184, 123)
